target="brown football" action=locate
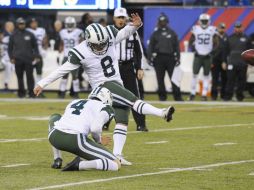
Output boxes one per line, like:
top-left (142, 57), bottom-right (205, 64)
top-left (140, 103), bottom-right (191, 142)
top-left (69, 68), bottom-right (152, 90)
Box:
top-left (241, 49), bottom-right (254, 66)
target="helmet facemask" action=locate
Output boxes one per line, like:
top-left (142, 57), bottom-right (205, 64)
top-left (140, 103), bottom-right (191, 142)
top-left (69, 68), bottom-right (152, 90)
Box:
top-left (199, 14), bottom-right (210, 29)
top-left (87, 38), bottom-right (109, 55)
top-left (65, 16), bottom-right (76, 32)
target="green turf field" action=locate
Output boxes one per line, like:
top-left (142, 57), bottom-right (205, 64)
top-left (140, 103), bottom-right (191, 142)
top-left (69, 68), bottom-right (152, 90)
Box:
top-left (0, 97), bottom-right (254, 190)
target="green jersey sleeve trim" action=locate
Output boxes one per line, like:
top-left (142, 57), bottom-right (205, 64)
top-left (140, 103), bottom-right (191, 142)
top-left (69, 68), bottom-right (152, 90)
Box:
top-left (108, 25), bottom-right (118, 38)
top-left (68, 51), bottom-right (82, 66)
top-left (101, 105), bottom-right (115, 120)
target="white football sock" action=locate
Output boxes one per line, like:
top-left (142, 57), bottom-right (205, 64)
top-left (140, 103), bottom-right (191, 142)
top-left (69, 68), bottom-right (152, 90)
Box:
top-left (59, 79), bottom-right (67, 92)
top-left (3, 61), bottom-right (12, 84)
top-left (72, 79), bottom-right (80, 92)
top-left (190, 74), bottom-right (198, 95)
top-left (202, 76), bottom-right (210, 96)
top-left (52, 146), bottom-right (62, 160)
top-left (133, 100), bottom-right (164, 117)
top-left (113, 124), bottom-right (127, 156)
top-left (79, 159), bottom-right (118, 171)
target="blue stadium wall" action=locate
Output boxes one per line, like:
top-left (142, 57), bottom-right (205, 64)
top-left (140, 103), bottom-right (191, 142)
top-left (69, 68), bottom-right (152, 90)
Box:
top-left (143, 7), bottom-right (254, 51)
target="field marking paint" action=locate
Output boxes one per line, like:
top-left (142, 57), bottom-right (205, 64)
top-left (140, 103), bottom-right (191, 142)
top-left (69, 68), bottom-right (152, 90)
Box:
top-left (0, 138), bottom-right (46, 143)
top-left (27, 160), bottom-right (254, 190)
top-left (249, 172), bottom-right (254, 176)
top-left (1, 98), bottom-right (254, 106)
top-left (1, 122), bottom-right (253, 143)
top-left (0, 116), bottom-right (49, 121)
top-left (145, 141), bottom-right (168, 144)
top-left (214, 142), bottom-right (237, 146)
top-left (2, 163), bottom-right (30, 168)
top-left (158, 167), bottom-right (212, 171)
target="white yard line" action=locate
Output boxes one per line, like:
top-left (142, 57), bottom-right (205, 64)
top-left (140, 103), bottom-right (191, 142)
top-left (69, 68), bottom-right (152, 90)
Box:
top-left (2, 163), bottom-right (30, 168)
top-left (0, 116), bottom-right (49, 121)
top-left (27, 160), bottom-right (254, 190)
top-left (145, 141), bottom-right (168, 144)
top-left (158, 167), bottom-right (212, 171)
top-left (0, 138), bottom-right (46, 143)
top-left (249, 172), bottom-right (254, 176)
top-left (1, 98), bottom-right (254, 106)
top-left (214, 142), bottom-right (237, 146)
top-left (1, 123), bottom-right (253, 143)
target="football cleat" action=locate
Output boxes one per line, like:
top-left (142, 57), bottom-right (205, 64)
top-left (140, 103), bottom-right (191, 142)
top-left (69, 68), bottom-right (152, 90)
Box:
top-left (62, 157), bottom-right (80, 171)
top-left (51, 157), bottom-right (63, 169)
top-left (115, 155), bottom-right (132, 166)
top-left (163, 106), bottom-right (175, 122)
top-left (188, 95), bottom-right (195, 101)
top-left (137, 126), bottom-right (149, 132)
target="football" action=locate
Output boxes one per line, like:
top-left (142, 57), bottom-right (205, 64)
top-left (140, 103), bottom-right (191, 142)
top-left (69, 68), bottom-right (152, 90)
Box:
top-left (241, 49), bottom-right (254, 66)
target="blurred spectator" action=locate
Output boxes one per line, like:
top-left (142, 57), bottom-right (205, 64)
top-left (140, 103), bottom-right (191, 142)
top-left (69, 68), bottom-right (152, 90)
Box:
top-left (98, 18), bottom-right (107, 27)
top-left (1, 21), bottom-right (15, 91)
top-left (228, 0), bottom-right (251, 5)
top-left (27, 18), bottom-right (48, 98)
top-left (78, 13), bottom-right (93, 31)
top-left (211, 23), bottom-right (228, 100)
top-left (212, 0), bottom-right (228, 6)
top-left (188, 13), bottom-right (219, 101)
top-left (147, 13), bottom-right (183, 101)
top-left (224, 22), bottom-right (251, 101)
top-left (48, 20), bottom-right (63, 51)
top-left (58, 16), bottom-right (84, 99)
top-left (8, 17), bottom-right (39, 98)
top-left (194, 0), bottom-right (211, 5)
top-left (249, 33), bottom-right (254, 49)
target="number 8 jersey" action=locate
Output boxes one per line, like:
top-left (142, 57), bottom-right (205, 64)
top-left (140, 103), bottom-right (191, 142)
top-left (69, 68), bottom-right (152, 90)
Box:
top-left (67, 25), bottom-right (137, 89)
top-left (37, 24), bottom-right (139, 89)
top-left (192, 25), bottom-right (217, 56)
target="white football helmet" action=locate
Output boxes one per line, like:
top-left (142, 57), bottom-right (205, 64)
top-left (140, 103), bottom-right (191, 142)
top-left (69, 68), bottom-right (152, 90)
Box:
top-left (65, 16), bottom-right (76, 31)
top-left (199, 13), bottom-right (210, 29)
top-left (88, 86), bottom-right (113, 106)
top-left (85, 23), bottom-right (109, 55)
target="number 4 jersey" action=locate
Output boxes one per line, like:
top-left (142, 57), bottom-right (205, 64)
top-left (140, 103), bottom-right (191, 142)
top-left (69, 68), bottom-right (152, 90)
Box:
top-left (192, 25), bottom-right (217, 56)
top-left (53, 99), bottom-right (114, 135)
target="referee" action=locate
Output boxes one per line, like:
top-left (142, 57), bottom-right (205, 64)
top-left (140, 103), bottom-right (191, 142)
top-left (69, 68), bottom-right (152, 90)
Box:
top-left (112, 7), bottom-right (148, 132)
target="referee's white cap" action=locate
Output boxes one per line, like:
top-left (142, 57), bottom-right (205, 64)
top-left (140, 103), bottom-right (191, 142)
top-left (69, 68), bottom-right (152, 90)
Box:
top-left (114, 7), bottom-right (128, 18)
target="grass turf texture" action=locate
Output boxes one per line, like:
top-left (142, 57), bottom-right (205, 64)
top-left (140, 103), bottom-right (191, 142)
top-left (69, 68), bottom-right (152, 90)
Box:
top-left (0, 97), bottom-right (254, 190)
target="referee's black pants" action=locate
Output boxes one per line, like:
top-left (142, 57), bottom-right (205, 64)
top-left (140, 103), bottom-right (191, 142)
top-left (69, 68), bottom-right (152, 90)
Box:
top-left (224, 64), bottom-right (247, 101)
top-left (14, 59), bottom-right (35, 98)
top-left (211, 58), bottom-right (227, 100)
top-left (119, 60), bottom-right (146, 128)
top-left (154, 54), bottom-right (182, 101)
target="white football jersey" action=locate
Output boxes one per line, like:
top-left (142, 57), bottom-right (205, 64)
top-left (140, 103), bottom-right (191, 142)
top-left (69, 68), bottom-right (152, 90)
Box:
top-left (54, 99), bottom-right (113, 135)
top-left (37, 24), bottom-right (139, 89)
top-left (192, 25), bottom-right (217, 55)
top-left (1, 34), bottom-right (11, 62)
top-left (60, 28), bottom-right (83, 56)
top-left (70, 40), bottom-right (122, 89)
top-left (27, 27), bottom-right (47, 56)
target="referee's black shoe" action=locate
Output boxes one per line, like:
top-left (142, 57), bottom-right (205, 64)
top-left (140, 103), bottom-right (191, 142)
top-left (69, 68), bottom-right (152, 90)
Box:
top-left (137, 126), bottom-right (149, 132)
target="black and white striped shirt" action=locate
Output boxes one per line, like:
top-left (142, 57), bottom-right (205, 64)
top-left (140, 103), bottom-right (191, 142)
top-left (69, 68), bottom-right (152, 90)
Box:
top-left (115, 30), bottom-right (144, 70)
